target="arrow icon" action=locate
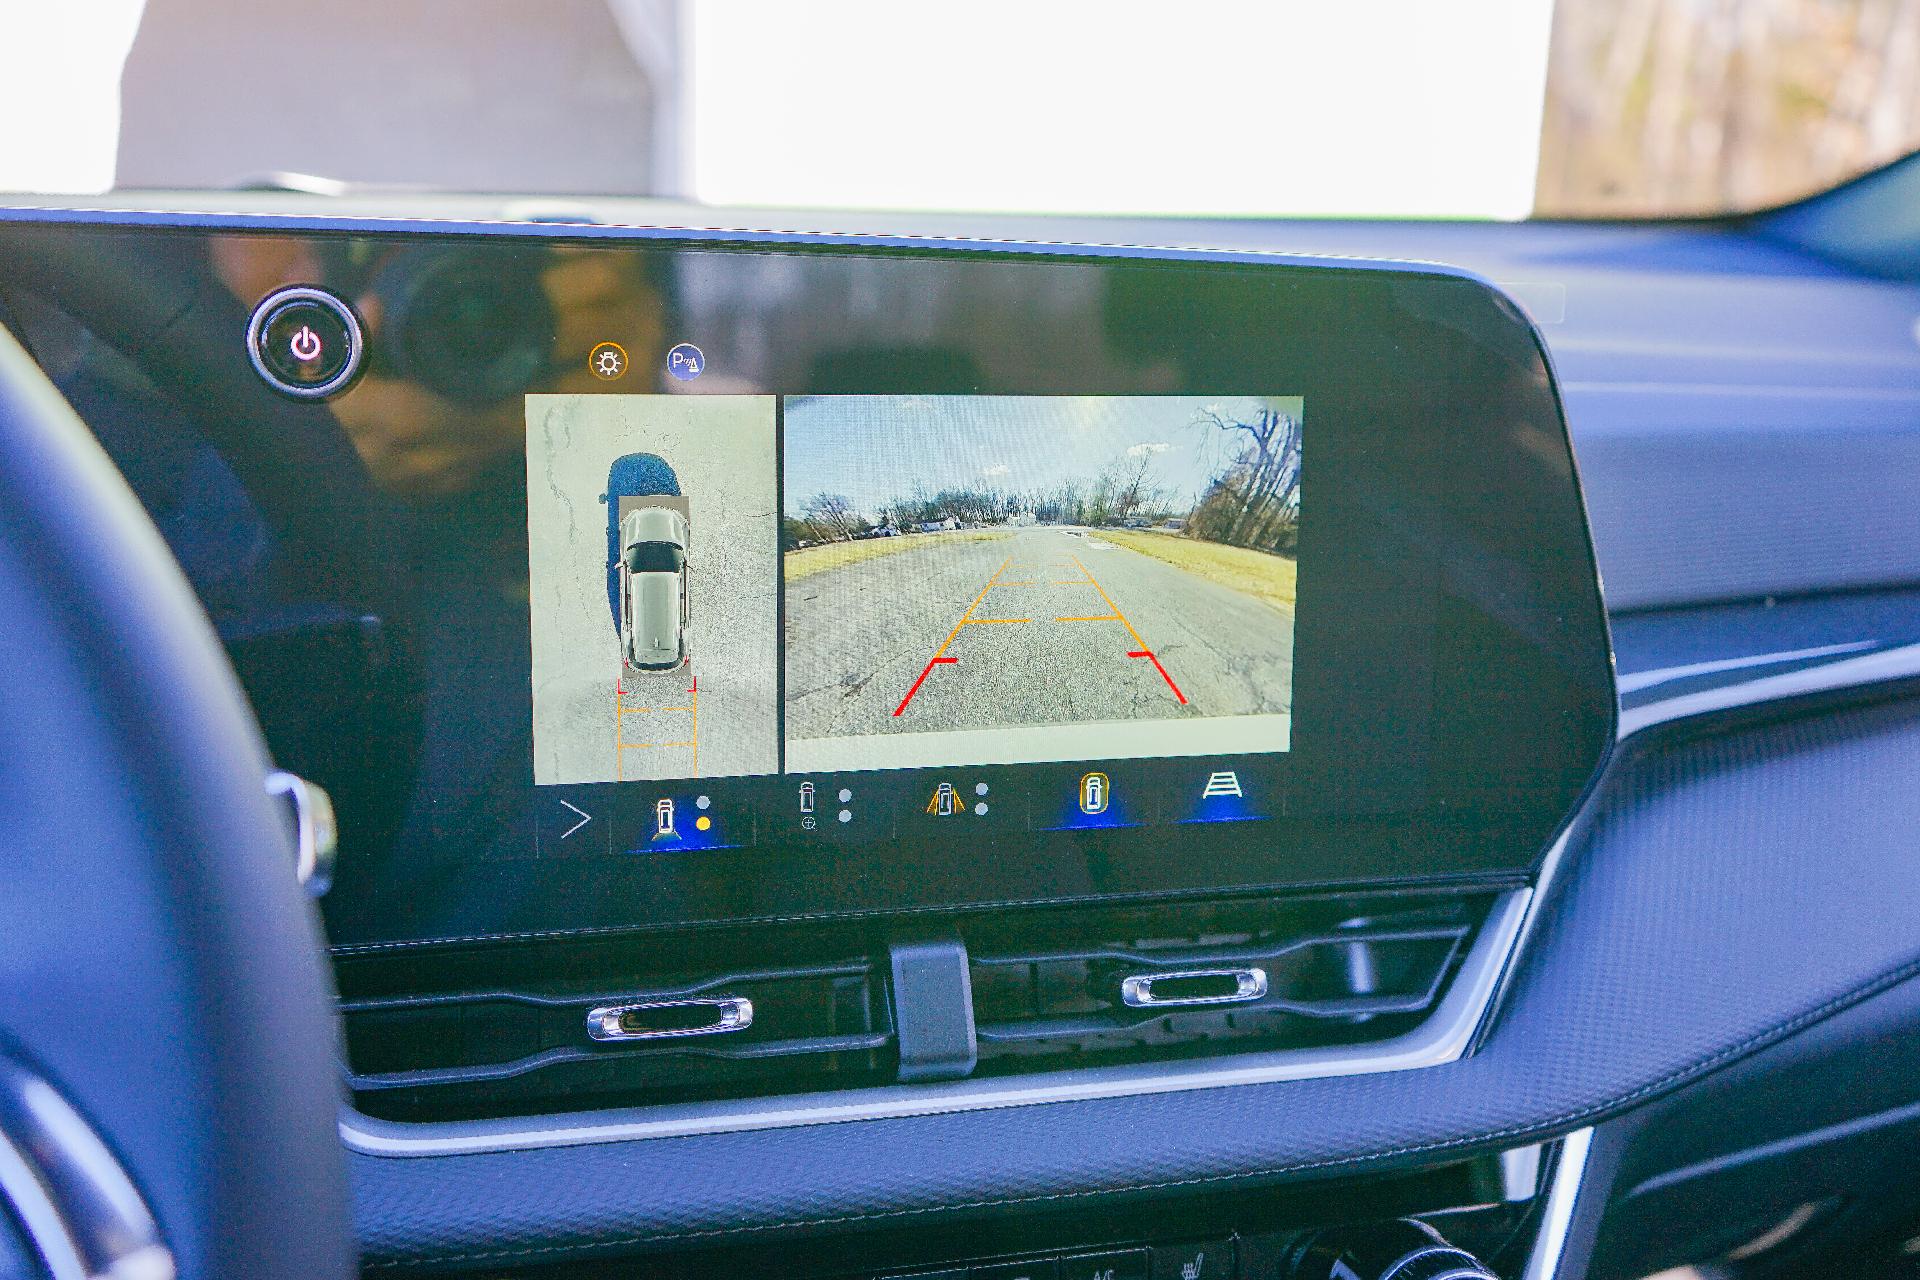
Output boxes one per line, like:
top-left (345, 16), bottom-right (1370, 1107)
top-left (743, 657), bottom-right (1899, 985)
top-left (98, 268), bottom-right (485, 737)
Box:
top-left (559, 800), bottom-right (592, 840)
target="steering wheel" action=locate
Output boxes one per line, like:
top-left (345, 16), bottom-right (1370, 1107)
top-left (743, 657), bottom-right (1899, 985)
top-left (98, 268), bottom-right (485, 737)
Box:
top-left (0, 324), bottom-right (353, 1278)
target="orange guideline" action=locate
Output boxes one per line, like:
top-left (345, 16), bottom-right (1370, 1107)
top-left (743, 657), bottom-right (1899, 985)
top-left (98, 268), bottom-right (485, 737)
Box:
top-left (893, 556), bottom-right (1013, 716)
top-left (1068, 554), bottom-right (1185, 704)
top-left (614, 669), bottom-right (699, 779)
top-left (892, 550), bottom-right (1186, 716)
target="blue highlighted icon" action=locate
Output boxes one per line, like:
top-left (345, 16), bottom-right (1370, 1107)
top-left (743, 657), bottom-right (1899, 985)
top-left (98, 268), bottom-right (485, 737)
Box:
top-left (666, 343), bottom-right (705, 381)
top-left (625, 792), bottom-right (740, 853)
top-left (1042, 770), bottom-right (1143, 831)
top-left (1179, 769), bottom-right (1267, 825)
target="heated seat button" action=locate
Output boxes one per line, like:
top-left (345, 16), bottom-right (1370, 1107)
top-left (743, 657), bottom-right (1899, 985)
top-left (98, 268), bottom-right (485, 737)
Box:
top-left (1150, 1241), bottom-right (1232, 1280)
top-left (247, 286), bottom-right (364, 398)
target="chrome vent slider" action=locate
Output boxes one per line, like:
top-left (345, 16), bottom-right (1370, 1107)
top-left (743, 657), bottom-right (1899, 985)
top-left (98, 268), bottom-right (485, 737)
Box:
top-left (586, 997), bottom-right (754, 1042)
top-left (264, 770), bottom-right (336, 897)
top-left (1120, 967), bottom-right (1269, 1009)
top-left (336, 890), bottom-right (1502, 1134)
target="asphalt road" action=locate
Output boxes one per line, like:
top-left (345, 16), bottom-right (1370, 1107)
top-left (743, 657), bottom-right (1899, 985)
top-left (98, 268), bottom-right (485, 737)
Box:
top-left (784, 528), bottom-right (1294, 741)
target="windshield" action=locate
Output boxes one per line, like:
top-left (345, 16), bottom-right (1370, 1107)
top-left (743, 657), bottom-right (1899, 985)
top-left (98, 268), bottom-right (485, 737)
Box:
top-left (625, 543), bottom-right (686, 574)
top-left (1, 1), bottom-right (1914, 219)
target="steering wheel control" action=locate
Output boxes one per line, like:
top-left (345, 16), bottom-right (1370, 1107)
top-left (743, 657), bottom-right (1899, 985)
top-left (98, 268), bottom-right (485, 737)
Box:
top-left (246, 285), bottom-right (364, 399)
top-left (0, 1048), bottom-right (175, 1280)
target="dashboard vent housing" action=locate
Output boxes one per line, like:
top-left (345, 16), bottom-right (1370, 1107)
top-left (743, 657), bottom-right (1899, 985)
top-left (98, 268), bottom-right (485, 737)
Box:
top-left (342, 954), bottom-right (892, 1122)
top-left (963, 895), bottom-right (1484, 1077)
top-left (335, 889), bottom-right (1498, 1124)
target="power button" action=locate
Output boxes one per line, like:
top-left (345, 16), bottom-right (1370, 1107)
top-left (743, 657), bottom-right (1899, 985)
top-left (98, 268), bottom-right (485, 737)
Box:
top-left (246, 286), bottom-right (365, 399)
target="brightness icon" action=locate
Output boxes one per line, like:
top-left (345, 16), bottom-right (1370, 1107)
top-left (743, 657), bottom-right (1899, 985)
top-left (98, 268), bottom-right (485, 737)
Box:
top-left (589, 341), bottom-right (629, 380)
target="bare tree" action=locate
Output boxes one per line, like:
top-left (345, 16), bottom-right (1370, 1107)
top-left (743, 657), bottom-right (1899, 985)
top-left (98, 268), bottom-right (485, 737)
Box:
top-left (1188, 405), bottom-right (1302, 552)
top-left (1111, 448), bottom-right (1166, 523)
top-left (802, 492), bottom-right (864, 541)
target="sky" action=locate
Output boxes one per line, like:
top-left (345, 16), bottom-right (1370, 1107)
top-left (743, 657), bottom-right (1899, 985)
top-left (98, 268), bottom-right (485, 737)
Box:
top-left (782, 395), bottom-right (1299, 521)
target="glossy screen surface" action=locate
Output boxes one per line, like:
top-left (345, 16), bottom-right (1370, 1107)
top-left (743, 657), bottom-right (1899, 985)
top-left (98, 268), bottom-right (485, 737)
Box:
top-left (0, 218), bottom-right (1615, 947)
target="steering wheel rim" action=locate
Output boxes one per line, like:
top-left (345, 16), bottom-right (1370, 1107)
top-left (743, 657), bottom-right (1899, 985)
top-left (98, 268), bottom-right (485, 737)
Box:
top-left (0, 324), bottom-right (353, 1278)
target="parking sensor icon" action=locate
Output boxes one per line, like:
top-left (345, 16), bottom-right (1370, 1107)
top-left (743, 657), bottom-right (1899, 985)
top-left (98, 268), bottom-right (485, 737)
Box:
top-left (666, 342), bottom-right (705, 381)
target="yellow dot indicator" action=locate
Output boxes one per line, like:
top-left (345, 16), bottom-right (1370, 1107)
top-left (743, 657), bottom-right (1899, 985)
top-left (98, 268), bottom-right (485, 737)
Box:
top-left (695, 816), bottom-right (711, 831)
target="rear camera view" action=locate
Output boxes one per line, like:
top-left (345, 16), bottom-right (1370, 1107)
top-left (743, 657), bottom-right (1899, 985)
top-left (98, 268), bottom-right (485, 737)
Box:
top-left (526, 394), bottom-right (779, 784)
top-left (782, 395), bottom-right (1300, 771)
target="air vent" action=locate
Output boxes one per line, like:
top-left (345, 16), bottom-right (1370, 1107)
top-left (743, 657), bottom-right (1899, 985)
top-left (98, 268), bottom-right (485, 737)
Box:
top-left (334, 890), bottom-right (1498, 1124)
top-left (964, 894), bottom-right (1487, 1077)
top-left (342, 957), bottom-right (893, 1122)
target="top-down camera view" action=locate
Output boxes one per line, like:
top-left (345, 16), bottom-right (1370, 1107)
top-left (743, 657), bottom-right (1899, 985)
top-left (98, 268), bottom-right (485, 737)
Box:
top-left (525, 393), bottom-right (779, 783)
top-left (3, 5), bottom-right (1919, 1280)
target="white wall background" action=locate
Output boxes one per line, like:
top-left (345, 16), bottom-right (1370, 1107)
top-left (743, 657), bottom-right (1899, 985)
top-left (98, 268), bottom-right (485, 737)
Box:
top-left (0, 4), bottom-right (145, 194)
top-left (1, 0), bottom-right (1556, 219)
top-left (687, 1), bottom-right (1557, 218)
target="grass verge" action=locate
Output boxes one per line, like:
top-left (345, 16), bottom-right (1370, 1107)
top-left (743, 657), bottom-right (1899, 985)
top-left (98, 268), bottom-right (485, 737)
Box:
top-left (783, 528), bottom-right (1012, 582)
top-left (1095, 528), bottom-right (1297, 614)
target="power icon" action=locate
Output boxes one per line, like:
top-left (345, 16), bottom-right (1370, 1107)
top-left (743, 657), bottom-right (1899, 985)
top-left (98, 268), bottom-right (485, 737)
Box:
top-left (247, 287), bottom-right (362, 399)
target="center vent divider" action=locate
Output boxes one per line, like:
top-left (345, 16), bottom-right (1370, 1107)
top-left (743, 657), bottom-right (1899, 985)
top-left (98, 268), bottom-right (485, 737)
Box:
top-left (335, 888), bottom-right (1501, 1125)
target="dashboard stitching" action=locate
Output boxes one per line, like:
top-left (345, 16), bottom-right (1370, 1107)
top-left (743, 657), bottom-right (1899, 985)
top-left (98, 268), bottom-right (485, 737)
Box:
top-left (357, 947), bottom-right (1920, 1269)
top-left (326, 879), bottom-right (1525, 956)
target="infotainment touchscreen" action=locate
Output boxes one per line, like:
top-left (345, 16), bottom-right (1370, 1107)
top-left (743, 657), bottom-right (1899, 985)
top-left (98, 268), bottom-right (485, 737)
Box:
top-left (522, 390), bottom-right (1306, 852)
top-left (525, 393), bottom-right (1301, 786)
top-left (0, 216), bottom-right (1614, 946)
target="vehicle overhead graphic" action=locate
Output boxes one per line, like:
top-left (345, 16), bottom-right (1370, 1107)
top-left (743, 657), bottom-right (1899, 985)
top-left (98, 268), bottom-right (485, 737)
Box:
top-left (601, 450), bottom-right (682, 632)
top-left (618, 504), bottom-right (690, 672)
top-left (3, 7), bottom-right (1920, 1280)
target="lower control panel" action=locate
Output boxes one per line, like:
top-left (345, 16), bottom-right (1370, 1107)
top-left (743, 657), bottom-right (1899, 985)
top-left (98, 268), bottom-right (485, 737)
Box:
top-left (459, 1143), bottom-right (1563, 1280)
top-left (878, 1217), bottom-right (1506, 1280)
top-left (887, 1238), bottom-right (1230, 1280)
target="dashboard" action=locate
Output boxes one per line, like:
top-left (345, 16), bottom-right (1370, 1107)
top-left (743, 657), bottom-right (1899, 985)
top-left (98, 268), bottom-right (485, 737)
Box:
top-left (2, 199), bottom-right (1919, 1280)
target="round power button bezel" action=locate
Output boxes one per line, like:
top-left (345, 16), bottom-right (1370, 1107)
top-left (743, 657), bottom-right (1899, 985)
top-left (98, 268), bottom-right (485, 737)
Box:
top-left (246, 286), bottom-right (366, 400)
